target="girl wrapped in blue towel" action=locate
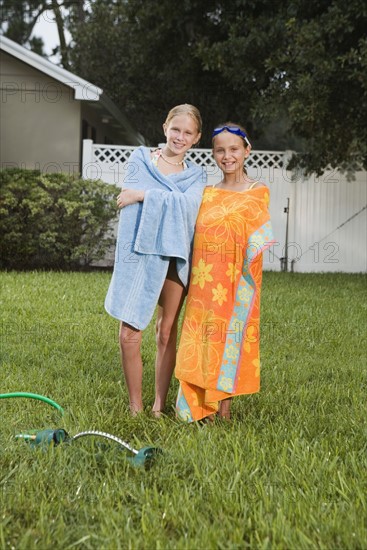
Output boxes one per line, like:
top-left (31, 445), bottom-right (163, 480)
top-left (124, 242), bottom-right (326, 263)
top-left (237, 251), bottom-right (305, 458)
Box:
top-left (105, 104), bottom-right (205, 416)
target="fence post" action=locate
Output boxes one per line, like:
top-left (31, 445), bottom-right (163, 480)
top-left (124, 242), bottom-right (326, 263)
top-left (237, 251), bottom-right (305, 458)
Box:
top-left (82, 139), bottom-right (93, 179)
top-left (280, 197), bottom-right (290, 272)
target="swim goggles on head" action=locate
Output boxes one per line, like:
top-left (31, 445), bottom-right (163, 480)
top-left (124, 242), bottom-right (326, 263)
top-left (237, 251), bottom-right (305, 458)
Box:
top-left (212, 126), bottom-right (251, 147)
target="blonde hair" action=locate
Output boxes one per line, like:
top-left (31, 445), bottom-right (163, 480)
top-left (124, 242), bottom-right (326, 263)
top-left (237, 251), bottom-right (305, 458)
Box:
top-left (165, 104), bottom-right (202, 134)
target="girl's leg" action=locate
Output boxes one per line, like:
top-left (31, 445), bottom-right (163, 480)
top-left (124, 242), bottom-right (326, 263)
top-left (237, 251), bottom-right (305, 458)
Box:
top-left (218, 397), bottom-right (233, 420)
top-left (119, 322), bottom-right (143, 415)
top-left (152, 261), bottom-right (186, 415)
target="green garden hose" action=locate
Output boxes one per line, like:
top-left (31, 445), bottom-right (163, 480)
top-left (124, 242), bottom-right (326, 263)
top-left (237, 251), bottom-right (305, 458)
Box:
top-left (0, 392), bottom-right (64, 415)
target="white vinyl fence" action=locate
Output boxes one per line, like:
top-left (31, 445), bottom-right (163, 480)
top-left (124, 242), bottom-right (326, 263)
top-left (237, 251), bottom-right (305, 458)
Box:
top-left (83, 140), bottom-right (367, 273)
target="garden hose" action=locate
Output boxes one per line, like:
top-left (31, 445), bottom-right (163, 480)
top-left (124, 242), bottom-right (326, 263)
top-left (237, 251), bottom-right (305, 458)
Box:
top-left (0, 392), bottom-right (64, 415)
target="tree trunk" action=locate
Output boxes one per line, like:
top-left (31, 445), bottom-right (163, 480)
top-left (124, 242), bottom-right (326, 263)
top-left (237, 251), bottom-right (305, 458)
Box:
top-left (51, 0), bottom-right (69, 69)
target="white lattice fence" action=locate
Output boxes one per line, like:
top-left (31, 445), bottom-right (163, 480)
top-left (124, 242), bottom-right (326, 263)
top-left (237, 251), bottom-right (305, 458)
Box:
top-left (94, 144), bottom-right (136, 165)
top-left (186, 148), bottom-right (284, 169)
top-left (82, 141), bottom-right (285, 186)
top-left (82, 140), bottom-right (290, 270)
top-left (82, 140), bottom-right (367, 273)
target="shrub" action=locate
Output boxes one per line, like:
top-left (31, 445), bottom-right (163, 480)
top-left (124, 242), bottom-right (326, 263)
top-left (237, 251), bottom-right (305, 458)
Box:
top-left (0, 169), bottom-right (119, 269)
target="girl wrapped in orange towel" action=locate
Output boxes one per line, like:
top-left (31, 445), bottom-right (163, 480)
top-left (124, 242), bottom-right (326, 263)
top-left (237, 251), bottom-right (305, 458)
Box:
top-left (175, 123), bottom-right (275, 421)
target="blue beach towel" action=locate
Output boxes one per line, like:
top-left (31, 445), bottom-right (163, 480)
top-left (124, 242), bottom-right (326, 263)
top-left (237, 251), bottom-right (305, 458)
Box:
top-left (105, 146), bottom-right (206, 330)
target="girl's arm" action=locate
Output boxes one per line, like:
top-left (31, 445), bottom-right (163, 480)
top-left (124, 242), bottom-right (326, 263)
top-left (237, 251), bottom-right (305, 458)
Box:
top-left (117, 188), bottom-right (145, 208)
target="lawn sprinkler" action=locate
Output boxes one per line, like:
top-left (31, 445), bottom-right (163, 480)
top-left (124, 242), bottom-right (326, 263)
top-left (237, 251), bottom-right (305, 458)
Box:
top-left (15, 428), bottom-right (161, 468)
top-left (71, 430), bottom-right (162, 468)
top-left (15, 428), bottom-right (68, 446)
top-left (1, 391), bottom-right (161, 468)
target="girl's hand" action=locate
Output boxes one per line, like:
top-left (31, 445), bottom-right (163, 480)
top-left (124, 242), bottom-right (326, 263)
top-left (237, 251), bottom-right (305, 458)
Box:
top-left (117, 189), bottom-right (145, 208)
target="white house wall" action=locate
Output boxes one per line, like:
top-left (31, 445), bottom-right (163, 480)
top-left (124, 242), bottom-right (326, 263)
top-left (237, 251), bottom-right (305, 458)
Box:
top-left (0, 51), bottom-right (81, 172)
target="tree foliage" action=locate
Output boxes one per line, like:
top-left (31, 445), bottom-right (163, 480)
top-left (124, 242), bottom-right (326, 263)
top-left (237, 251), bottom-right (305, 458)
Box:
top-left (68, 0), bottom-right (254, 146)
top-left (2, 0), bottom-right (366, 174)
top-left (257, 0), bottom-right (367, 173)
top-left (0, 0), bottom-right (75, 67)
top-left (1, 0), bottom-right (48, 46)
top-left (188, 0), bottom-right (367, 173)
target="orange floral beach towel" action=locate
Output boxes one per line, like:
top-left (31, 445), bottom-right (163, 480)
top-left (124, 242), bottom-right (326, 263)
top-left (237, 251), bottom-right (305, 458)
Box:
top-left (175, 185), bottom-right (275, 421)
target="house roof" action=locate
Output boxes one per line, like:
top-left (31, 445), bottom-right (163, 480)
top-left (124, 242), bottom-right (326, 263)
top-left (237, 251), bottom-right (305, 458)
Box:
top-left (0, 34), bottom-right (102, 101)
top-left (0, 34), bottom-right (145, 144)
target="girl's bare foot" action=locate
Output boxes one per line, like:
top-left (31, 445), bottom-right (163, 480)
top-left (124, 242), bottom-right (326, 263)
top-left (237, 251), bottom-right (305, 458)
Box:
top-left (198, 413), bottom-right (216, 425)
top-left (130, 401), bottom-right (143, 416)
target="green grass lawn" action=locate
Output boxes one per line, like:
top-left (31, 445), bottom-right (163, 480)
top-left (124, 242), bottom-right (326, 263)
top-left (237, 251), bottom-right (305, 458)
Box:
top-left (1, 271), bottom-right (366, 549)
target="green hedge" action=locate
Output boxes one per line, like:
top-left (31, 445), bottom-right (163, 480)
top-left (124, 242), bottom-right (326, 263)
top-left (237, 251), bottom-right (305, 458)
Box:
top-left (0, 169), bottom-right (119, 269)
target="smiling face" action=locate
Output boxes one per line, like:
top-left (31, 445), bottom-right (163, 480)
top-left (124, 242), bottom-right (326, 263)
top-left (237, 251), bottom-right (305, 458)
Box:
top-left (212, 131), bottom-right (251, 174)
top-left (163, 114), bottom-right (201, 155)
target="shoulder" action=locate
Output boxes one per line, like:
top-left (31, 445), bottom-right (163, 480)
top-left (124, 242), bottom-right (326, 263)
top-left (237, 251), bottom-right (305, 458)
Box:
top-left (151, 148), bottom-right (160, 163)
top-left (186, 160), bottom-right (205, 179)
top-left (129, 146), bottom-right (149, 162)
top-left (186, 159), bottom-right (201, 171)
top-left (250, 180), bottom-right (267, 189)
top-left (189, 162), bottom-right (208, 189)
top-left (248, 181), bottom-right (270, 204)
